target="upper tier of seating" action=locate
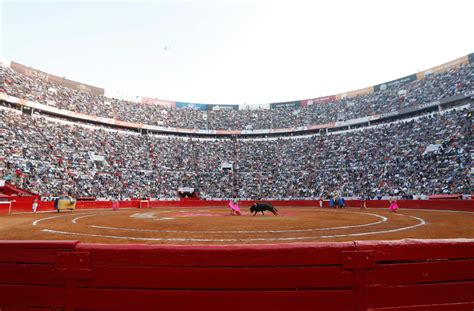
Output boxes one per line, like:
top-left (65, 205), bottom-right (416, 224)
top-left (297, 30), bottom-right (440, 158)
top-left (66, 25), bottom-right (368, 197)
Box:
top-left (1, 58), bottom-right (472, 131)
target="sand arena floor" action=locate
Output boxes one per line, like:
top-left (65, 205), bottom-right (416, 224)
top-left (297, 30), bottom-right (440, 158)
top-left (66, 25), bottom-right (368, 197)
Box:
top-left (1, 207), bottom-right (473, 245)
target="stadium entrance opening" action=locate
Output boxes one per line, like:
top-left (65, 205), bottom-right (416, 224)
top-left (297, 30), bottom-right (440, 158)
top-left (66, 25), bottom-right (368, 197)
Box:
top-left (178, 187), bottom-right (200, 200)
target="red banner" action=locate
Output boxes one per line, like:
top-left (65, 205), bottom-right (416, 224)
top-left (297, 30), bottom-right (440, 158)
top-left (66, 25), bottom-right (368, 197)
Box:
top-left (302, 95), bottom-right (336, 107)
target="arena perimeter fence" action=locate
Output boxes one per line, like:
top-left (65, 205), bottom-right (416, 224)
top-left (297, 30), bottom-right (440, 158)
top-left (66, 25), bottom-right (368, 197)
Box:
top-left (1, 199), bottom-right (473, 310)
top-left (1, 198), bottom-right (474, 214)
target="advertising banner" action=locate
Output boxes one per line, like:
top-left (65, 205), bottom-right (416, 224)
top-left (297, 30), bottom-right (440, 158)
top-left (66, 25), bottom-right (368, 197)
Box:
top-left (416, 55), bottom-right (469, 80)
top-left (141, 97), bottom-right (176, 109)
top-left (175, 102), bottom-right (208, 111)
top-left (270, 101), bottom-right (302, 109)
top-left (105, 90), bottom-right (140, 103)
top-left (173, 127), bottom-right (197, 133)
top-left (374, 74), bottom-right (417, 92)
top-left (464, 90), bottom-right (474, 97)
top-left (113, 120), bottom-right (143, 129)
top-left (336, 86), bottom-right (374, 100)
top-left (307, 122), bottom-right (335, 130)
top-left (10, 61), bottom-right (105, 96)
top-left (379, 110), bottom-right (400, 119)
top-left (301, 95), bottom-right (336, 107)
top-left (143, 125), bottom-right (169, 132)
top-left (269, 127), bottom-right (293, 133)
top-left (369, 114), bottom-right (381, 121)
top-left (335, 116), bottom-right (371, 127)
top-left (215, 130), bottom-right (242, 135)
top-left (207, 104), bottom-right (239, 111)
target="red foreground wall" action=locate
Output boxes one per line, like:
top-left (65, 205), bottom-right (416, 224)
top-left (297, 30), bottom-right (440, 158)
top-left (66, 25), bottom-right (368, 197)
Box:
top-left (0, 239), bottom-right (473, 310)
top-left (1, 198), bottom-right (472, 214)
top-left (1, 200), bottom-right (473, 309)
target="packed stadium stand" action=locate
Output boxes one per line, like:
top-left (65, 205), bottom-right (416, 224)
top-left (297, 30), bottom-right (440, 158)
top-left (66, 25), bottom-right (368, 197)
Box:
top-left (1, 57), bottom-right (473, 130)
top-left (0, 54), bottom-right (473, 199)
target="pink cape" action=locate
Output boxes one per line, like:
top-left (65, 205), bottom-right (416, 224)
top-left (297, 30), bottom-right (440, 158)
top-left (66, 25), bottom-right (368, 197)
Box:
top-left (228, 201), bottom-right (241, 214)
top-left (389, 201), bottom-right (399, 210)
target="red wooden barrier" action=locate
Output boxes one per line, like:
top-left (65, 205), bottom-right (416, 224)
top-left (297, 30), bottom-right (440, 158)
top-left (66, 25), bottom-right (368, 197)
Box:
top-left (0, 200), bottom-right (142, 214)
top-left (150, 199), bottom-right (474, 212)
top-left (1, 198), bottom-right (472, 214)
top-left (360, 199), bottom-right (474, 212)
top-left (0, 239), bottom-right (473, 310)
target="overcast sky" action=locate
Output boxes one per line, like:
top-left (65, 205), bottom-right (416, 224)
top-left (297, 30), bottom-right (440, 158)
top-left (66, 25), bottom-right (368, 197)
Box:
top-left (1, 0), bottom-right (473, 106)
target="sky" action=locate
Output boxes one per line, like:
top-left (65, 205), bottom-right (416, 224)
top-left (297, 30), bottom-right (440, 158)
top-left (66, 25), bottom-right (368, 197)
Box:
top-left (1, 0), bottom-right (473, 106)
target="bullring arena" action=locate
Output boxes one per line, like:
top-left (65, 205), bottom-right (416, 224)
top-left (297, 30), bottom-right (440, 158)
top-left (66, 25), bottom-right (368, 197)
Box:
top-left (2, 203), bottom-right (474, 244)
top-left (1, 29), bottom-right (474, 310)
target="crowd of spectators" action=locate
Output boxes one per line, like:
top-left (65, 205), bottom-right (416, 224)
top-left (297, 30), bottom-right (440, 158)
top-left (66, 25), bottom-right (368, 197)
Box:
top-left (235, 108), bottom-right (471, 199)
top-left (1, 105), bottom-right (470, 200)
top-left (1, 62), bottom-right (472, 130)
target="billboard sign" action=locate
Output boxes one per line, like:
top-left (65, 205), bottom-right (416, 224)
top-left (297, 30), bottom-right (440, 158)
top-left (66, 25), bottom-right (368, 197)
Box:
top-left (374, 74), bottom-right (417, 92)
top-left (175, 102), bottom-right (208, 110)
top-left (208, 104), bottom-right (239, 111)
top-left (302, 95), bottom-right (336, 107)
top-left (270, 101), bottom-right (301, 109)
top-left (337, 86), bottom-right (374, 100)
top-left (142, 97), bottom-right (176, 109)
top-left (417, 55), bottom-right (469, 80)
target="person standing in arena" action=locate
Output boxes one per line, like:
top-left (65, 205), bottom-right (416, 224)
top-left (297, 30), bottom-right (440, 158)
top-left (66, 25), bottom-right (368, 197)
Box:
top-left (329, 196), bottom-right (335, 208)
top-left (112, 199), bottom-right (119, 211)
top-left (389, 196), bottom-right (399, 213)
top-left (32, 197), bottom-right (39, 213)
top-left (360, 194), bottom-right (367, 209)
top-left (228, 195), bottom-right (241, 216)
top-left (339, 196), bottom-right (345, 208)
top-left (53, 197), bottom-right (59, 212)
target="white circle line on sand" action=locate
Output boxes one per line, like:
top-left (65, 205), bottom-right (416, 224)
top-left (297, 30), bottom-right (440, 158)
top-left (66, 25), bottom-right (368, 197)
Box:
top-left (319, 214), bottom-right (426, 238)
top-left (61, 210), bottom-right (376, 229)
top-left (88, 212), bottom-right (388, 234)
top-left (17, 207), bottom-right (135, 216)
top-left (32, 214), bottom-right (75, 226)
top-left (32, 210), bottom-right (120, 226)
top-left (40, 214), bottom-right (426, 242)
top-left (357, 207), bottom-right (474, 214)
top-left (397, 208), bottom-right (474, 214)
top-left (72, 212), bottom-right (109, 224)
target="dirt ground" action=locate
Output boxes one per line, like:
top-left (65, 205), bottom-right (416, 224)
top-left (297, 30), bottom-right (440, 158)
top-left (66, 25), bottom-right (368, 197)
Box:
top-left (1, 207), bottom-right (473, 245)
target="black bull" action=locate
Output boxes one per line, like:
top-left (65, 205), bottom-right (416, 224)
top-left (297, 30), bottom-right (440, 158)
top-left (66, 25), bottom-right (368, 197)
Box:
top-left (250, 203), bottom-right (279, 216)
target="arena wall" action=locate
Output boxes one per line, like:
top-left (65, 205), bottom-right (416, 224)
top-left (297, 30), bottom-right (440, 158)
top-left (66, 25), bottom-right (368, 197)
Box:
top-left (1, 199), bottom-right (473, 214)
top-left (168, 199), bottom-right (474, 212)
top-left (0, 239), bottom-right (473, 310)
